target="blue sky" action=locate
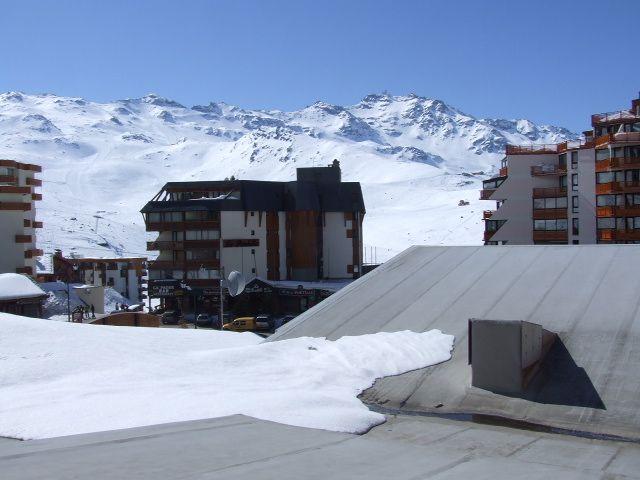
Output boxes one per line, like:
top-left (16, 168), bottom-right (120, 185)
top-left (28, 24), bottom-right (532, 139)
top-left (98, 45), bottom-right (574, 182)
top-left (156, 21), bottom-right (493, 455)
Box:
top-left (1, 0), bottom-right (637, 131)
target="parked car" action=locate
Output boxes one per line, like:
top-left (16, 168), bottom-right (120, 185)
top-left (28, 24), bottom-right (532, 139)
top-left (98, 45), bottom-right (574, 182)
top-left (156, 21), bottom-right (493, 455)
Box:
top-left (274, 314), bottom-right (296, 329)
top-left (160, 310), bottom-right (180, 325)
top-left (255, 315), bottom-right (274, 331)
top-left (126, 304), bottom-right (144, 312)
top-left (223, 316), bottom-right (257, 332)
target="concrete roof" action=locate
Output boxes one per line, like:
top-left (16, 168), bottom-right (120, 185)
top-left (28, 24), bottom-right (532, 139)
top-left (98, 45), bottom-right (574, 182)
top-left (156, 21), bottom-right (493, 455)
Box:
top-left (270, 245), bottom-right (640, 441)
top-left (2, 414), bottom-right (638, 479)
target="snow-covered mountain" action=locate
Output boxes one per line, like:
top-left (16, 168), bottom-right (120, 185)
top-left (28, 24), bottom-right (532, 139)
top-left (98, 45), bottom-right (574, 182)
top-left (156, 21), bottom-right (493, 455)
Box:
top-left (0, 91), bottom-right (576, 262)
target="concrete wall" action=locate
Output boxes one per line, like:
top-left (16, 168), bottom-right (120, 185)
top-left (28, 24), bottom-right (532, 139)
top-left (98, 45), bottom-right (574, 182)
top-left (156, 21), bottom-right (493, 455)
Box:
top-left (278, 212), bottom-right (287, 280)
top-left (322, 212), bottom-right (352, 278)
top-left (221, 211), bottom-right (267, 281)
top-left (491, 153), bottom-right (562, 244)
top-left (577, 148), bottom-right (597, 244)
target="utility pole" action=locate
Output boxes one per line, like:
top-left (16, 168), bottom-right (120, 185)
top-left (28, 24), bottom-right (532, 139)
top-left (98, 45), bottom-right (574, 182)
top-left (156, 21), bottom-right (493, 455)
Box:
top-left (219, 234), bottom-right (224, 330)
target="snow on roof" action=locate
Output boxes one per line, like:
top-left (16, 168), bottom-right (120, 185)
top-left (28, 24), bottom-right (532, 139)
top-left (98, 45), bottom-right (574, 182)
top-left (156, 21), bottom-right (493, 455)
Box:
top-left (0, 273), bottom-right (47, 301)
top-left (36, 253), bottom-right (53, 275)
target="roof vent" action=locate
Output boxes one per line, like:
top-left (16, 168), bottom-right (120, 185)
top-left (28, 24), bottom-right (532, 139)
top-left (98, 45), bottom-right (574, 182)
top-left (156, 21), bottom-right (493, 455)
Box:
top-left (468, 319), bottom-right (556, 394)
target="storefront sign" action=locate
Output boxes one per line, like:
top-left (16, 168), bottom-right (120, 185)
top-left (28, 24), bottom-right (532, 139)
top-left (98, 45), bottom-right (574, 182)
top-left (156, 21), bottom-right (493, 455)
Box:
top-left (149, 280), bottom-right (184, 298)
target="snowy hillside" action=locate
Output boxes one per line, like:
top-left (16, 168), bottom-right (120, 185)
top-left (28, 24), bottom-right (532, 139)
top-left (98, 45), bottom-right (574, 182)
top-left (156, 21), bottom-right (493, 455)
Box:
top-left (0, 91), bottom-right (576, 261)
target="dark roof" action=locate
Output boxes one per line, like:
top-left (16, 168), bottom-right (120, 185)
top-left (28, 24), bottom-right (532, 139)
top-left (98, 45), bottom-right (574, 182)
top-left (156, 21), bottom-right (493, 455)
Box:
top-left (140, 180), bottom-right (365, 214)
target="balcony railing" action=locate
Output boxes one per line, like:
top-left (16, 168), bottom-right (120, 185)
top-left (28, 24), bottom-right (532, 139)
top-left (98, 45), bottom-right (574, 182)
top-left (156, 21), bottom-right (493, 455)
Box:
top-left (0, 202), bottom-right (31, 211)
top-left (532, 231), bottom-right (568, 242)
top-left (148, 259), bottom-right (220, 270)
top-left (32, 221), bottom-right (43, 228)
top-left (531, 165), bottom-right (567, 176)
top-left (596, 181), bottom-right (640, 195)
top-left (146, 239), bottom-right (221, 251)
top-left (596, 206), bottom-right (640, 217)
top-left (598, 229), bottom-right (640, 242)
top-left (592, 110), bottom-right (639, 125)
top-left (532, 187), bottom-right (567, 198)
top-left (506, 144), bottom-right (559, 155)
top-left (15, 234), bottom-right (32, 243)
top-left (146, 220), bottom-right (220, 232)
top-left (483, 230), bottom-right (496, 242)
top-left (31, 193), bottom-right (42, 201)
top-left (0, 175), bottom-right (17, 184)
top-left (25, 177), bottom-right (42, 186)
top-left (15, 266), bottom-right (33, 275)
top-left (532, 208), bottom-right (567, 220)
top-left (483, 210), bottom-right (495, 220)
top-left (24, 249), bottom-right (44, 259)
top-left (480, 189), bottom-right (496, 200)
top-left (596, 156), bottom-right (640, 172)
top-left (595, 132), bottom-right (640, 148)
top-left (499, 167), bottom-right (508, 177)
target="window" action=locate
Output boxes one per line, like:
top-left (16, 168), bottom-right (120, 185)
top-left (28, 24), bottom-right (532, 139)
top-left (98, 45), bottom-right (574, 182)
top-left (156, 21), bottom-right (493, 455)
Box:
top-left (571, 151), bottom-right (578, 169)
top-left (251, 249), bottom-right (255, 255)
top-left (250, 211), bottom-right (255, 216)
top-left (558, 153), bottom-right (567, 168)
top-left (626, 217), bottom-right (640, 230)
top-left (572, 218), bottom-right (579, 235)
top-left (597, 217), bottom-right (616, 229)
top-left (596, 149), bottom-right (610, 161)
top-left (251, 230), bottom-right (255, 236)
top-left (483, 177), bottom-right (505, 190)
top-left (187, 269), bottom-right (219, 279)
top-left (625, 170), bottom-right (640, 183)
top-left (172, 270), bottom-right (184, 279)
top-left (185, 230), bottom-right (219, 240)
top-left (572, 196), bottom-right (579, 213)
top-left (186, 249), bottom-right (218, 260)
top-left (485, 220), bottom-right (506, 232)
top-left (560, 175), bottom-right (567, 188)
top-left (533, 219), bottom-right (567, 231)
top-left (597, 194), bottom-right (624, 206)
top-left (572, 240), bottom-right (579, 245)
top-left (571, 174), bottom-right (578, 191)
top-left (533, 197), bottom-right (567, 209)
top-left (597, 171), bottom-right (624, 184)
top-left (171, 231), bottom-right (184, 241)
top-left (626, 194), bottom-right (640, 206)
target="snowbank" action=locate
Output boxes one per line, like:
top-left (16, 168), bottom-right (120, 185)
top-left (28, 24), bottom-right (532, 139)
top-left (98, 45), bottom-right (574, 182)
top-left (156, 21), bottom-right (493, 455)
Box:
top-left (0, 313), bottom-right (454, 439)
top-left (0, 274), bottom-right (46, 301)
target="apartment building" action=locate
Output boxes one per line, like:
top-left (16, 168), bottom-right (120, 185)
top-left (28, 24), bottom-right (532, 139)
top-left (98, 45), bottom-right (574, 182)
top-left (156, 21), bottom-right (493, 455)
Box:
top-left (481, 95), bottom-right (640, 245)
top-left (0, 159), bottom-right (43, 275)
top-left (52, 251), bottom-right (147, 303)
top-left (141, 160), bottom-right (365, 311)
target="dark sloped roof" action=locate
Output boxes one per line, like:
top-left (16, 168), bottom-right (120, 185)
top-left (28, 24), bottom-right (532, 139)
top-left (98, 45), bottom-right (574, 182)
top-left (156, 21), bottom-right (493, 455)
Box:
top-left (140, 180), bottom-right (365, 214)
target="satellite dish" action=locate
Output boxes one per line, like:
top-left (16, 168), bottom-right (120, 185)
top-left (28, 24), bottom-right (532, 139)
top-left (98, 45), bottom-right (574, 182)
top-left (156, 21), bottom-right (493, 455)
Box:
top-left (226, 271), bottom-right (246, 297)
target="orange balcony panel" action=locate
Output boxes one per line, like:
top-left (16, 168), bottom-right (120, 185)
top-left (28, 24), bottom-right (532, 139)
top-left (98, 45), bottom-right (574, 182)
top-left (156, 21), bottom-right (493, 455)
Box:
top-left (0, 175), bottom-right (18, 184)
top-left (15, 234), bottom-right (32, 243)
top-left (0, 185), bottom-right (31, 194)
top-left (499, 167), bottom-right (508, 177)
top-left (15, 266), bottom-right (33, 275)
top-left (506, 144), bottom-right (559, 155)
top-left (532, 208), bottom-right (567, 220)
top-left (532, 187), bottom-right (567, 198)
top-left (26, 177), bottom-right (42, 186)
top-left (595, 132), bottom-right (640, 147)
top-left (24, 249), bottom-right (44, 259)
top-left (596, 206), bottom-right (615, 217)
top-left (31, 193), bottom-right (42, 201)
top-left (33, 221), bottom-right (43, 228)
top-left (531, 165), bottom-right (567, 176)
top-left (532, 231), bottom-right (568, 242)
top-left (480, 189), bottom-right (496, 200)
top-left (0, 202), bottom-right (31, 211)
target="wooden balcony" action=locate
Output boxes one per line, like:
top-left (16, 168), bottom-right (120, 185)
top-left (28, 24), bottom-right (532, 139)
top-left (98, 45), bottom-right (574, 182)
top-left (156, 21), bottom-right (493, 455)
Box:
top-left (0, 202), bottom-right (31, 211)
top-left (0, 185), bottom-right (31, 194)
top-left (598, 229), bottom-right (640, 242)
top-left (532, 231), bottom-right (568, 242)
top-left (0, 160), bottom-right (42, 172)
top-left (533, 208), bottom-right (567, 220)
top-left (483, 210), bottom-right (495, 220)
top-left (24, 249), bottom-right (44, 259)
top-left (595, 157), bottom-right (640, 172)
top-left (499, 167), bottom-right (508, 177)
top-left (531, 165), bottom-right (567, 176)
top-left (31, 193), bottom-right (42, 201)
top-left (596, 181), bottom-right (640, 195)
top-left (15, 266), bottom-right (33, 275)
top-left (592, 110), bottom-right (639, 126)
top-left (480, 189), bottom-right (496, 200)
top-left (146, 220), bottom-right (220, 232)
top-left (148, 259), bottom-right (220, 270)
top-left (595, 132), bottom-right (640, 148)
top-left (532, 187), bottom-right (567, 198)
top-left (147, 239), bottom-right (220, 251)
top-left (26, 177), bottom-right (42, 186)
top-left (506, 144), bottom-right (559, 155)
top-left (15, 234), bottom-right (32, 243)
top-left (32, 221), bottom-right (43, 228)
top-left (596, 206), bottom-right (640, 217)
top-left (483, 231), bottom-right (496, 242)
top-left (0, 175), bottom-right (17, 184)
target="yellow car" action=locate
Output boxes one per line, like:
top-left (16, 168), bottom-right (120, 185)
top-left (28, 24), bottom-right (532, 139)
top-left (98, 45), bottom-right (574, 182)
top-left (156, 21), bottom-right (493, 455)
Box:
top-left (222, 317), bottom-right (257, 332)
